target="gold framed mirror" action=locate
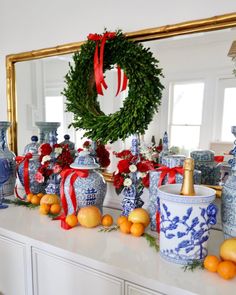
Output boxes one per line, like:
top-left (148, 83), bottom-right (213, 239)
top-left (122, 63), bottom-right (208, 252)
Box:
top-left (6, 12), bottom-right (236, 191)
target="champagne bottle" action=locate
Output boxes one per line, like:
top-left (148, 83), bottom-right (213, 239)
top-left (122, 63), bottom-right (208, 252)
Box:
top-left (180, 158), bottom-right (196, 196)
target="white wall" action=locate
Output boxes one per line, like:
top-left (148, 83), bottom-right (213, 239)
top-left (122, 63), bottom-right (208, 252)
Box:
top-left (1, 0), bottom-right (236, 120)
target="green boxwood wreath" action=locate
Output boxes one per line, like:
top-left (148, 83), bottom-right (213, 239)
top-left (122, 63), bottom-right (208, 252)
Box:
top-left (63, 31), bottom-right (164, 143)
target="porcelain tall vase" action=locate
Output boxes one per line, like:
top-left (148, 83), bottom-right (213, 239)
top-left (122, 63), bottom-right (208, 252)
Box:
top-left (121, 135), bottom-right (144, 216)
top-left (221, 126), bottom-right (236, 239)
top-left (35, 122), bottom-right (60, 146)
top-left (0, 121), bottom-right (16, 196)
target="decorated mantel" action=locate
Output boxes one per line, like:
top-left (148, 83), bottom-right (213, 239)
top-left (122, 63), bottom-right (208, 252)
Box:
top-left (1, 22), bottom-right (236, 295)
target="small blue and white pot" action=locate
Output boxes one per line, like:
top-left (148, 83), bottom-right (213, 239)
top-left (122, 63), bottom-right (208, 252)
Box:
top-left (158, 184), bottom-right (217, 265)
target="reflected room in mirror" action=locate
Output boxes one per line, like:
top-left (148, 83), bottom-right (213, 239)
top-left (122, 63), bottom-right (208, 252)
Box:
top-left (14, 27), bottom-right (236, 176)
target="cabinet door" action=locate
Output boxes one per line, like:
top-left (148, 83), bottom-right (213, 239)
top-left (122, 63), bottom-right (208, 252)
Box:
top-left (125, 282), bottom-right (165, 295)
top-left (0, 235), bottom-right (28, 295)
top-left (32, 248), bottom-right (124, 295)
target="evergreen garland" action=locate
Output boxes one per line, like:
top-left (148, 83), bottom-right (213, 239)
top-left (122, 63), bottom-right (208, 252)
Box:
top-left (63, 31), bottom-right (164, 143)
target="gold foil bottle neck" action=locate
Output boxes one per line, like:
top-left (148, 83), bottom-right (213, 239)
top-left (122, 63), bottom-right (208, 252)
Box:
top-left (180, 158), bottom-right (196, 196)
top-left (183, 158), bottom-right (195, 171)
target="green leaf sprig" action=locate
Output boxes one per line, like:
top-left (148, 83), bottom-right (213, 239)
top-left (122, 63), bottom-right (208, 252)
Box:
top-left (99, 225), bottom-right (119, 232)
top-left (182, 259), bottom-right (204, 272)
top-left (3, 198), bottom-right (38, 209)
top-left (143, 233), bottom-right (159, 252)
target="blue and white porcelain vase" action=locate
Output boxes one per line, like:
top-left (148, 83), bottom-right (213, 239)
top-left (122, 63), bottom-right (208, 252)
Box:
top-left (190, 150), bottom-right (221, 185)
top-left (221, 126), bottom-right (236, 239)
top-left (35, 122), bottom-right (60, 145)
top-left (121, 135), bottom-right (144, 216)
top-left (148, 155), bottom-right (201, 231)
top-left (0, 121), bottom-right (16, 196)
top-left (23, 135), bottom-right (40, 155)
top-left (158, 184), bottom-right (217, 265)
top-left (63, 151), bottom-right (107, 214)
top-left (45, 173), bottom-right (61, 196)
top-left (159, 131), bottom-right (170, 164)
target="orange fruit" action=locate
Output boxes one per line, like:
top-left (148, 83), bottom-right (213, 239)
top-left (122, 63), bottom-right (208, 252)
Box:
top-left (203, 255), bottom-right (220, 272)
top-left (65, 214), bottom-right (78, 228)
top-left (40, 194), bottom-right (60, 205)
top-left (117, 216), bottom-right (128, 226)
top-left (220, 238), bottom-right (236, 263)
top-left (217, 261), bottom-right (236, 280)
top-left (119, 220), bottom-right (133, 234)
top-left (37, 193), bottom-right (44, 199)
top-left (128, 208), bottom-right (150, 228)
top-left (130, 223), bottom-right (145, 237)
top-left (50, 204), bottom-right (61, 215)
top-left (77, 206), bottom-right (102, 228)
top-left (31, 195), bottom-right (40, 205)
top-left (39, 204), bottom-right (51, 215)
top-left (101, 214), bottom-right (113, 227)
top-left (26, 193), bottom-right (34, 202)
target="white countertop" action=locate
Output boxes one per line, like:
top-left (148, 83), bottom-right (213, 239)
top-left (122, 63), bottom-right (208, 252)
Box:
top-left (0, 205), bottom-right (235, 295)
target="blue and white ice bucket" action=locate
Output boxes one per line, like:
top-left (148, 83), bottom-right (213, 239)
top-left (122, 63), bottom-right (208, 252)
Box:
top-left (158, 184), bottom-right (217, 265)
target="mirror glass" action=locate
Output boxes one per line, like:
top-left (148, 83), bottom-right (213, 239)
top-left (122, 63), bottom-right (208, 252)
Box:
top-left (15, 27), bottom-right (236, 175)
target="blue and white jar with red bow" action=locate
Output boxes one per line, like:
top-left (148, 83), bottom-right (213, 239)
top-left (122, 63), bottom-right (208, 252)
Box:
top-left (61, 151), bottom-right (107, 215)
top-left (16, 153), bottom-right (46, 197)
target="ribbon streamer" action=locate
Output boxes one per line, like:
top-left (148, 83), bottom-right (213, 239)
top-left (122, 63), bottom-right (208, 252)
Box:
top-left (15, 153), bottom-right (33, 196)
top-left (57, 168), bottom-right (89, 230)
top-left (88, 32), bottom-right (128, 96)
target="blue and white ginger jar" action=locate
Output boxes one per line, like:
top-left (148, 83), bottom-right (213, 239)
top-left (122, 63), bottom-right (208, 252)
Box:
top-left (190, 150), bottom-right (221, 185)
top-left (158, 184), bottom-right (217, 265)
top-left (17, 154), bottom-right (46, 195)
top-left (63, 151), bottom-right (107, 214)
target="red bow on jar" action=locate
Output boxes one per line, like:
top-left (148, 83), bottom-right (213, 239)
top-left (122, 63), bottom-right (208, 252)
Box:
top-left (87, 32), bottom-right (128, 96)
top-left (15, 153), bottom-right (33, 198)
top-left (157, 166), bottom-right (184, 187)
top-left (54, 168), bottom-right (89, 230)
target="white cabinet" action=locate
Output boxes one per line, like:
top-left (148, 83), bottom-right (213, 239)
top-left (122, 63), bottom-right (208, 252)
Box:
top-left (125, 282), bottom-right (165, 295)
top-left (0, 236), bottom-right (28, 295)
top-left (32, 248), bottom-right (124, 295)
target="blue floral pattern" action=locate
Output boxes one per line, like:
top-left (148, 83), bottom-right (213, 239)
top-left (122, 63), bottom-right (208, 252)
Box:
top-left (160, 202), bottom-right (217, 264)
top-left (148, 170), bottom-right (201, 231)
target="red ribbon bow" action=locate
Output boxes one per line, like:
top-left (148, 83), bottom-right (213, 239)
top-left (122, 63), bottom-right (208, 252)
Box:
top-left (55, 168), bottom-right (89, 230)
top-left (87, 32), bottom-right (128, 96)
top-left (157, 166), bottom-right (184, 187)
top-left (15, 153), bottom-right (33, 197)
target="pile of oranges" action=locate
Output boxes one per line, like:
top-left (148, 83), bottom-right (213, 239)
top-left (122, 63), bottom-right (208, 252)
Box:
top-left (26, 193), bottom-right (62, 216)
top-left (26, 193), bottom-right (44, 205)
top-left (204, 255), bottom-right (236, 280)
top-left (63, 207), bottom-right (150, 238)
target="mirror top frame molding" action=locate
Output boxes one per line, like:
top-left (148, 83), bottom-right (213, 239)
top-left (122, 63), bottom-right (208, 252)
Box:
top-left (6, 12), bottom-right (236, 184)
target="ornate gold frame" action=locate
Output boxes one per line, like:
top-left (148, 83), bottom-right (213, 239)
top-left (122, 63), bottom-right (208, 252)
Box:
top-left (6, 12), bottom-right (236, 191)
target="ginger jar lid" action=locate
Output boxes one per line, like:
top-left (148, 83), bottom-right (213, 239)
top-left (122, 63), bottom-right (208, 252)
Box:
top-left (70, 151), bottom-right (100, 170)
top-left (190, 150), bottom-right (214, 162)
